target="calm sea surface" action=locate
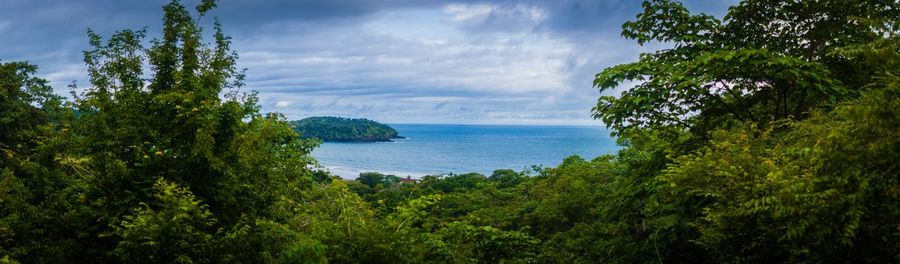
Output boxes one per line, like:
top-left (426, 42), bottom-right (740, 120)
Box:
top-left (312, 124), bottom-right (619, 178)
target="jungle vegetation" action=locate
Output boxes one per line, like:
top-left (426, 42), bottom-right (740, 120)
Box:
top-left (0, 0), bottom-right (897, 263)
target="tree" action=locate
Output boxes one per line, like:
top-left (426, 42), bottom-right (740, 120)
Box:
top-left (589, 1), bottom-right (900, 262)
top-left (594, 0), bottom-right (898, 136)
top-left (660, 37), bottom-right (900, 262)
top-left (488, 169), bottom-right (526, 188)
top-left (356, 172), bottom-right (400, 189)
top-left (0, 61), bottom-right (62, 159)
top-left (438, 222), bottom-right (539, 264)
top-left (112, 179), bottom-right (216, 263)
top-left (0, 61), bottom-right (81, 263)
top-left (0, 0), bottom-right (321, 261)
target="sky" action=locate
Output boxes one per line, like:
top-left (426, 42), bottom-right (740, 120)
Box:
top-left (0, 0), bottom-right (737, 125)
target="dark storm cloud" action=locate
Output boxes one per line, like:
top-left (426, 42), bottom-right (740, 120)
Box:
top-left (0, 0), bottom-right (736, 124)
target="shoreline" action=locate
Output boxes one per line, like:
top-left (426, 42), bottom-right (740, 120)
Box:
top-left (320, 164), bottom-right (431, 179)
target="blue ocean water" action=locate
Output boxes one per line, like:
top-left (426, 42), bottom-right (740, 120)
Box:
top-left (312, 124), bottom-right (619, 178)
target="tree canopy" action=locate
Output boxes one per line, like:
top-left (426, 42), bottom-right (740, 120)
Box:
top-left (594, 0), bottom-right (898, 137)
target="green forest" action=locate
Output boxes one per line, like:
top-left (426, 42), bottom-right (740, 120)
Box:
top-left (290, 116), bottom-right (402, 142)
top-left (1, 0), bottom-right (898, 263)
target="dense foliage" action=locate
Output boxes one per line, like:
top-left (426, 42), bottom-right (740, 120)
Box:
top-left (0, 0), bottom-right (897, 263)
top-left (290, 116), bottom-right (402, 142)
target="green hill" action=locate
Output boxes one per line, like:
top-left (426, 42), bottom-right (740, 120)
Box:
top-left (290, 116), bottom-right (403, 142)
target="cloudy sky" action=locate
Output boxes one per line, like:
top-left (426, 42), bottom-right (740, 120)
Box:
top-left (1, 0), bottom-right (736, 125)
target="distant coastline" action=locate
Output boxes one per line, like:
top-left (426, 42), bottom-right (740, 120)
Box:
top-left (291, 116), bottom-right (403, 142)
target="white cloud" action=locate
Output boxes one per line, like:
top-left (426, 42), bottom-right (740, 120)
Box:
top-left (226, 5), bottom-right (604, 124)
top-left (5, 0), bottom-right (741, 125)
top-left (239, 8), bottom-right (575, 95)
top-left (443, 3), bottom-right (546, 24)
top-left (275, 100), bottom-right (293, 107)
top-left (442, 3), bottom-right (547, 35)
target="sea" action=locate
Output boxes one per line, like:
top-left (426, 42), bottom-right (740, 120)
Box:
top-left (311, 124), bottom-right (620, 179)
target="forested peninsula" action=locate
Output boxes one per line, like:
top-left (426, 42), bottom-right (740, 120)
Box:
top-left (290, 116), bottom-right (403, 142)
top-left (1, 0), bottom-right (898, 263)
